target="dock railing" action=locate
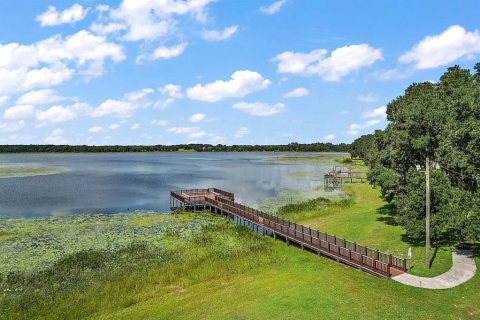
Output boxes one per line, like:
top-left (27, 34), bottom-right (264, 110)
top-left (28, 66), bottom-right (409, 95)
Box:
top-left (170, 189), bottom-right (406, 277)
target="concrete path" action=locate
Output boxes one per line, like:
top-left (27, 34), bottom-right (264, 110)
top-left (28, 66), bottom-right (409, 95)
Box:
top-left (392, 249), bottom-right (476, 289)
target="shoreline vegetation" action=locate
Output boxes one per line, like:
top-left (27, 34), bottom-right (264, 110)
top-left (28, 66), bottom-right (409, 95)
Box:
top-left (0, 142), bottom-right (349, 154)
top-left (0, 165), bottom-right (68, 179)
top-left (1, 153), bottom-right (479, 319)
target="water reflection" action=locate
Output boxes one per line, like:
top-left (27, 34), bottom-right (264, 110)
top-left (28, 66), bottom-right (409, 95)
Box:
top-left (0, 152), bottom-right (341, 216)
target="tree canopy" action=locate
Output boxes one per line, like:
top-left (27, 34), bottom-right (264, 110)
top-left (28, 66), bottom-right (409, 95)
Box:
top-left (351, 63), bottom-right (480, 244)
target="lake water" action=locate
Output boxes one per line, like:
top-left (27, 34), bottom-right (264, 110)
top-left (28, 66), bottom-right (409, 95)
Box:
top-left (0, 152), bottom-right (343, 216)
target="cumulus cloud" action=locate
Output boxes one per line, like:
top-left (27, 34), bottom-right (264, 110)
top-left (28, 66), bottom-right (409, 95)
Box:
top-left (234, 127), bottom-right (250, 138)
top-left (151, 119), bottom-right (168, 126)
top-left (347, 119), bottom-right (381, 135)
top-left (0, 30), bottom-right (125, 95)
top-left (160, 84), bottom-right (183, 98)
top-left (167, 126), bottom-right (207, 138)
top-left (362, 106), bottom-right (386, 119)
top-left (4, 105), bottom-right (36, 119)
top-left (89, 126), bottom-right (107, 133)
top-left (322, 134), bottom-right (335, 142)
top-left (108, 123), bottom-right (121, 130)
top-left (399, 25), bottom-right (480, 69)
top-left (89, 99), bottom-right (137, 118)
top-left (232, 102), bottom-right (285, 116)
top-left (92, 0), bottom-right (214, 42)
top-left (36, 105), bottom-right (78, 124)
top-left (272, 44), bottom-right (383, 81)
top-left (0, 120), bottom-right (25, 132)
top-left (189, 113), bottom-right (206, 122)
top-left (260, 0), bottom-right (288, 14)
top-left (187, 70), bottom-right (271, 102)
top-left (130, 123), bottom-right (140, 130)
top-left (357, 93), bottom-right (378, 103)
top-left (16, 89), bottom-right (65, 105)
top-left (124, 88), bottom-right (154, 102)
top-left (0, 96), bottom-right (9, 106)
top-left (201, 25), bottom-right (238, 41)
top-left (37, 4), bottom-right (89, 27)
top-left (284, 87), bottom-right (309, 98)
top-left (45, 129), bottom-right (67, 144)
top-left (138, 43), bottom-right (188, 62)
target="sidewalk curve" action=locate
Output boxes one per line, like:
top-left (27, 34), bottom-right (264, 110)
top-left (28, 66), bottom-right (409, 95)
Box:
top-left (392, 249), bottom-right (476, 289)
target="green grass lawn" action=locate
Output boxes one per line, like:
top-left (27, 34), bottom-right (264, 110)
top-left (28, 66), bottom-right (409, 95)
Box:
top-left (1, 153), bottom-right (477, 319)
top-left (275, 184), bottom-right (452, 277)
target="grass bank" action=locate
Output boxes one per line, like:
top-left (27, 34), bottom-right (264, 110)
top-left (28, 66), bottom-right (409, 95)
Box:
top-left (1, 153), bottom-right (478, 319)
top-left (0, 213), bottom-right (273, 320)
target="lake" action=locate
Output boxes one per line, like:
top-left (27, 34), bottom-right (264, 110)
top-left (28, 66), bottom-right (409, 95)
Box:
top-left (0, 152), bottom-right (344, 216)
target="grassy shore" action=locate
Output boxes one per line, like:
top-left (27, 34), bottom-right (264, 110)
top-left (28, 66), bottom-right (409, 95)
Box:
top-left (1, 153), bottom-right (478, 319)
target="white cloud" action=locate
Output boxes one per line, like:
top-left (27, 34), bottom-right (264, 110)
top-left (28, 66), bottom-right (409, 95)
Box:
top-left (16, 89), bottom-right (64, 105)
top-left (108, 123), bottom-right (121, 130)
top-left (357, 93), bottom-right (378, 103)
top-left (36, 105), bottom-right (78, 123)
top-left (4, 105), bottom-right (36, 119)
top-left (232, 102), bottom-right (285, 116)
top-left (322, 134), bottom-right (335, 142)
top-left (189, 113), bottom-right (206, 122)
top-left (0, 30), bottom-right (125, 95)
top-left (0, 120), bottom-right (25, 132)
top-left (167, 126), bottom-right (206, 138)
top-left (362, 106), bottom-right (386, 119)
top-left (125, 88), bottom-right (154, 102)
top-left (284, 87), bottom-right (309, 98)
top-left (272, 44), bottom-right (383, 81)
top-left (45, 129), bottom-right (67, 144)
top-left (159, 84), bottom-right (183, 98)
top-left (234, 127), bottom-right (250, 138)
top-left (260, 0), bottom-right (288, 14)
top-left (130, 123), bottom-right (140, 130)
top-left (347, 119), bottom-right (381, 135)
top-left (399, 25), bottom-right (480, 70)
top-left (89, 126), bottom-right (106, 133)
top-left (153, 98), bottom-right (175, 109)
top-left (151, 119), bottom-right (168, 126)
top-left (94, 0), bottom-right (214, 42)
top-left (201, 25), bottom-right (238, 41)
top-left (89, 99), bottom-right (136, 118)
top-left (187, 70), bottom-right (271, 102)
top-left (139, 43), bottom-right (188, 62)
top-left (0, 96), bottom-right (9, 106)
top-left (37, 4), bottom-right (89, 27)
top-left (90, 22), bottom-right (127, 35)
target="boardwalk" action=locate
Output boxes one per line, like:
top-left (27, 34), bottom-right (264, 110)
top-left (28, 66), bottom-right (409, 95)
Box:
top-left (170, 188), bottom-right (406, 278)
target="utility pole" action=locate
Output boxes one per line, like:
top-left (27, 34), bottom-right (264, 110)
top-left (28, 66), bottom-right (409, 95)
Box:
top-left (425, 157), bottom-right (431, 269)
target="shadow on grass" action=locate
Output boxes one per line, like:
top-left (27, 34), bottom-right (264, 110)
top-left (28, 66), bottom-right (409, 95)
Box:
top-left (375, 203), bottom-right (399, 227)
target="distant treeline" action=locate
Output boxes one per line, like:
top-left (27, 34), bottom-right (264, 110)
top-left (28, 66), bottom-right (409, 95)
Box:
top-left (0, 142), bottom-right (350, 153)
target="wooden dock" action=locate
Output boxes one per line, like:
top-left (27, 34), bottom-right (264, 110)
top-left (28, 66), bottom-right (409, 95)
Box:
top-left (324, 166), bottom-right (367, 187)
top-left (170, 188), bottom-right (406, 278)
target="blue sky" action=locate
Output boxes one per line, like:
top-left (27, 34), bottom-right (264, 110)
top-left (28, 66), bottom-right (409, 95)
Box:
top-left (0, 0), bottom-right (479, 145)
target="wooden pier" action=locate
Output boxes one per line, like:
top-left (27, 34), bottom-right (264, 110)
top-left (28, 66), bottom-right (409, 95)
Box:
top-left (324, 166), bottom-right (367, 187)
top-left (170, 188), bottom-right (406, 278)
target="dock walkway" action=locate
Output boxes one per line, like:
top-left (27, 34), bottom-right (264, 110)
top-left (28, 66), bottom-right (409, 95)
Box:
top-left (170, 188), bottom-right (406, 278)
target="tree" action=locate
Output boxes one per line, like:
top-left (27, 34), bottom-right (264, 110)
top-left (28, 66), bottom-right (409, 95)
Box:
top-left (352, 63), bottom-right (480, 244)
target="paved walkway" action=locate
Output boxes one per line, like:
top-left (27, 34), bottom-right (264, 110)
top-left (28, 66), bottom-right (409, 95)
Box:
top-left (392, 249), bottom-right (476, 289)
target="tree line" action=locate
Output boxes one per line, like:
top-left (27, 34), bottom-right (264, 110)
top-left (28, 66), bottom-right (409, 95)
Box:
top-left (351, 63), bottom-right (480, 245)
top-left (0, 142), bottom-right (349, 153)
